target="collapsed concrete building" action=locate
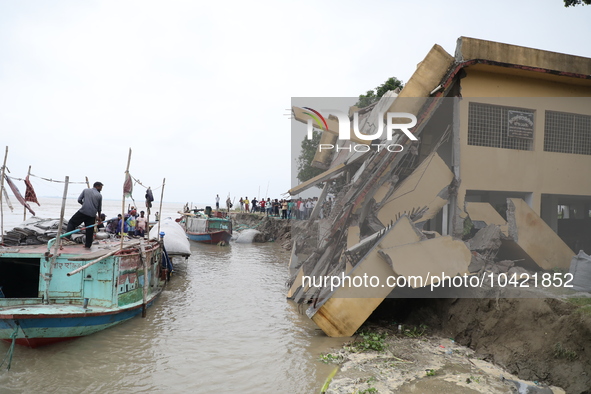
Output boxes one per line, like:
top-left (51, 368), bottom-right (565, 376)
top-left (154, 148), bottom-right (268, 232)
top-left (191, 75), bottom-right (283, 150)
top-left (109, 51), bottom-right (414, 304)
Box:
top-left (287, 37), bottom-right (591, 337)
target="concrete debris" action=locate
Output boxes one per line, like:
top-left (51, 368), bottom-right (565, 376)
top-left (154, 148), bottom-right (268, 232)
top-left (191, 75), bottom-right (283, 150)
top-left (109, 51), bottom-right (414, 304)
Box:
top-left (495, 260), bottom-right (516, 273)
top-left (468, 252), bottom-right (487, 273)
top-left (376, 152), bottom-right (453, 228)
top-left (421, 230), bottom-right (440, 239)
top-left (467, 224), bottom-right (502, 254)
top-left (465, 202), bottom-right (508, 235)
top-left (504, 198), bottom-right (574, 270)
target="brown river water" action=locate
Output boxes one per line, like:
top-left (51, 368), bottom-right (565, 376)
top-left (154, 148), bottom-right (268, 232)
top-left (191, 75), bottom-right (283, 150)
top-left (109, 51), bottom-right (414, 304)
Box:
top-left (0, 198), bottom-right (346, 393)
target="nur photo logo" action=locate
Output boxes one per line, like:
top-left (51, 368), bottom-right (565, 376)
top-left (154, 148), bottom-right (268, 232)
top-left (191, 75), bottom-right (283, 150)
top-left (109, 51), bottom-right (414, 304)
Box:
top-left (301, 107), bottom-right (418, 153)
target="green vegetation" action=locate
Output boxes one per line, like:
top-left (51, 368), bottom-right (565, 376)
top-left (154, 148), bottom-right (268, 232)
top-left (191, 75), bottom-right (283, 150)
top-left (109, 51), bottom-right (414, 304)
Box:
top-left (319, 353), bottom-right (344, 364)
top-left (466, 375), bottom-right (481, 384)
top-left (425, 369), bottom-right (436, 376)
top-left (296, 129), bottom-right (324, 186)
top-left (564, 0), bottom-right (590, 6)
top-left (566, 297), bottom-right (591, 316)
top-left (554, 342), bottom-right (578, 361)
top-left (403, 324), bottom-right (428, 338)
top-left (355, 378), bottom-right (378, 394)
top-left (355, 77), bottom-right (404, 109)
top-left (319, 366), bottom-right (339, 394)
top-left (347, 331), bottom-right (388, 352)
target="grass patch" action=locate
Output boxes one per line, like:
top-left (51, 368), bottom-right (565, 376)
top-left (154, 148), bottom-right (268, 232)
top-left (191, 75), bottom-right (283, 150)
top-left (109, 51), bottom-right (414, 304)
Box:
top-left (566, 297), bottom-right (591, 307)
top-left (403, 324), bottom-right (428, 338)
top-left (566, 298), bottom-right (591, 316)
top-left (554, 342), bottom-right (578, 361)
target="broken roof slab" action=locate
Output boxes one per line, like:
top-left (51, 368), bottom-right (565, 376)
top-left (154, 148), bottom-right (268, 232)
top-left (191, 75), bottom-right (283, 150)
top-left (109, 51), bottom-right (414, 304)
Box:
top-left (308, 216), bottom-right (471, 337)
top-left (501, 198), bottom-right (574, 270)
top-left (377, 152), bottom-right (453, 226)
top-left (465, 202), bottom-right (509, 235)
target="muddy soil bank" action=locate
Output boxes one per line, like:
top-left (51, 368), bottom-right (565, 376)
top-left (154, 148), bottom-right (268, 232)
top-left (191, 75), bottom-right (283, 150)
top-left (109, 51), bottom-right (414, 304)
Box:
top-left (366, 296), bottom-right (591, 393)
top-left (232, 213), bottom-right (295, 249)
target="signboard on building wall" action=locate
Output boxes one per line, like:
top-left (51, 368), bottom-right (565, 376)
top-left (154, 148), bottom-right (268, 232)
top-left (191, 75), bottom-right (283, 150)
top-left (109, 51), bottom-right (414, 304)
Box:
top-left (507, 110), bottom-right (534, 139)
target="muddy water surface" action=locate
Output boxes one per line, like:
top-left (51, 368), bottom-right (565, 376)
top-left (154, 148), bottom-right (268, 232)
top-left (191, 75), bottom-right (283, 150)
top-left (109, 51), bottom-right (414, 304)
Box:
top-left (0, 206), bottom-right (345, 393)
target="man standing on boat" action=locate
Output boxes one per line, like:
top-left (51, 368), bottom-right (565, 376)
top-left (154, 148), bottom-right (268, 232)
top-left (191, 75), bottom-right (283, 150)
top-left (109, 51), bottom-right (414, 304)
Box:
top-left (66, 181), bottom-right (103, 249)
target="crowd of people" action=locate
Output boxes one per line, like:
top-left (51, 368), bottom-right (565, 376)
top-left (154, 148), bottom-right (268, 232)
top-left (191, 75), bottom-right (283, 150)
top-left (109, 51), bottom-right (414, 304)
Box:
top-left (66, 182), bottom-right (151, 248)
top-left (235, 196), bottom-right (334, 220)
top-left (103, 206), bottom-right (148, 237)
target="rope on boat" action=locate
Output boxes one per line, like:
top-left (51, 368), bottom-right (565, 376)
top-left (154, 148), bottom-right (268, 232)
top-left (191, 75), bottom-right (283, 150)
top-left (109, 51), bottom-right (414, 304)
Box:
top-left (0, 324), bottom-right (18, 371)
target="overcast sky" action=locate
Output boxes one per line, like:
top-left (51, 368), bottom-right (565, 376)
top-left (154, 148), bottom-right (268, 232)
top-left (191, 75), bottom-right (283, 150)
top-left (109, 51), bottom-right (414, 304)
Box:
top-left (1, 0), bottom-right (590, 207)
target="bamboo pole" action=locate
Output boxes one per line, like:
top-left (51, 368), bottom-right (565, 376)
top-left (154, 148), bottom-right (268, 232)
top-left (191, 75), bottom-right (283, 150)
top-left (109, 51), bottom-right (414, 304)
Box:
top-left (44, 176), bottom-right (69, 304)
top-left (155, 178), bottom-right (166, 282)
top-left (0, 146), bottom-right (8, 245)
top-left (156, 178), bottom-right (165, 237)
top-left (66, 243), bottom-right (139, 276)
top-left (85, 176), bottom-right (90, 188)
top-left (140, 240), bottom-right (148, 317)
top-left (120, 148), bottom-right (132, 251)
top-left (23, 165), bottom-right (31, 221)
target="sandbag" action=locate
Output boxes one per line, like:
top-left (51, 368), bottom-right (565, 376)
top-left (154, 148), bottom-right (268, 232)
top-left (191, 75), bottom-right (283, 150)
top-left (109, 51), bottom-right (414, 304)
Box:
top-left (569, 250), bottom-right (591, 292)
top-left (149, 217), bottom-right (191, 256)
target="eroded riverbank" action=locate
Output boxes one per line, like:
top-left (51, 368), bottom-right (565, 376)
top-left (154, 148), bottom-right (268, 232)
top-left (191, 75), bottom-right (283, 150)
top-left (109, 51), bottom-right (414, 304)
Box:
top-left (232, 214), bottom-right (591, 393)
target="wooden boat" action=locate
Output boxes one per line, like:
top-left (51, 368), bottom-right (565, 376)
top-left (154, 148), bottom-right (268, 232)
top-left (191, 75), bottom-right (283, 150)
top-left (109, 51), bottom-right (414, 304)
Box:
top-left (179, 211), bottom-right (232, 244)
top-left (0, 237), bottom-right (169, 348)
top-left (0, 149), bottom-right (171, 350)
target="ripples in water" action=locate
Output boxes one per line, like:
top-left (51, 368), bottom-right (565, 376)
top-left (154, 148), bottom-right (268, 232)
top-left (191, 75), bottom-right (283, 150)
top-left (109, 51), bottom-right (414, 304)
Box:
top-left (0, 242), bottom-right (345, 393)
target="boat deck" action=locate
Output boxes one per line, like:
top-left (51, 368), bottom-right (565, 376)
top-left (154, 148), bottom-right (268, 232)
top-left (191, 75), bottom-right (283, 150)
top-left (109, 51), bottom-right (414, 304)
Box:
top-left (0, 240), bottom-right (147, 261)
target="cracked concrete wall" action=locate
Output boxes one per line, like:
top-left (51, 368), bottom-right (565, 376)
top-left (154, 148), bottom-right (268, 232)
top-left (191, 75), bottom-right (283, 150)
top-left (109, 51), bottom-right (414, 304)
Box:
top-left (379, 235), bottom-right (471, 288)
top-left (309, 216), bottom-right (421, 337)
top-left (308, 216), bottom-right (470, 337)
top-left (377, 152), bottom-right (453, 226)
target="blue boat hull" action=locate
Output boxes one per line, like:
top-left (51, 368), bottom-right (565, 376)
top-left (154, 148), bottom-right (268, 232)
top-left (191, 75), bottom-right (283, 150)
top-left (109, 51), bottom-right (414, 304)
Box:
top-left (187, 230), bottom-right (232, 244)
top-left (0, 295), bottom-right (159, 348)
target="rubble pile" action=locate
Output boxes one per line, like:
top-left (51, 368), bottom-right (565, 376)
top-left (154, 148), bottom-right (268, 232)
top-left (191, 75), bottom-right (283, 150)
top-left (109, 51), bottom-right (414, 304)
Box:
top-left (287, 97), bottom-right (578, 338)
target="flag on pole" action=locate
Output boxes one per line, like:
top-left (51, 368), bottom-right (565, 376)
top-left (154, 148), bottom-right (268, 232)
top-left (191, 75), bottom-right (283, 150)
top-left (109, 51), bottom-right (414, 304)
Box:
top-left (124, 172), bottom-right (133, 198)
top-left (24, 175), bottom-right (40, 206)
top-left (4, 175), bottom-right (35, 215)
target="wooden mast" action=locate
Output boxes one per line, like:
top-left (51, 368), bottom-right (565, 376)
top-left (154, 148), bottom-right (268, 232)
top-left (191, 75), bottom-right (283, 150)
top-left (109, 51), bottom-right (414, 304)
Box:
top-left (120, 148), bottom-right (132, 250)
top-left (23, 165), bottom-right (31, 221)
top-left (156, 178), bottom-right (165, 237)
top-left (0, 146), bottom-right (8, 245)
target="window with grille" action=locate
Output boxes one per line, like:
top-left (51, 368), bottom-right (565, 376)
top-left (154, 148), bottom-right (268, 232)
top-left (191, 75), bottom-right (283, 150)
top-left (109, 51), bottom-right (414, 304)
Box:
top-left (544, 111), bottom-right (591, 155)
top-left (468, 102), bottom-right (534, 151)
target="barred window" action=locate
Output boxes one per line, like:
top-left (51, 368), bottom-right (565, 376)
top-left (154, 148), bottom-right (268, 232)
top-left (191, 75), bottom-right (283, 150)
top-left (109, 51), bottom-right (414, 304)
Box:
top-left (544, 111), bottom-right (591, 155)
top-left (468, 102), bottom-right (534, 151)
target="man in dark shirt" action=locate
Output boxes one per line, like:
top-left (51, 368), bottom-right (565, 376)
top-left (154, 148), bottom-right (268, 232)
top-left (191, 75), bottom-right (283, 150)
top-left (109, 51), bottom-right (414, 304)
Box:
top-left (66, 182), bottom-right (103, 249)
